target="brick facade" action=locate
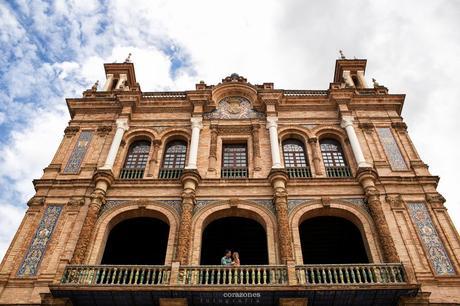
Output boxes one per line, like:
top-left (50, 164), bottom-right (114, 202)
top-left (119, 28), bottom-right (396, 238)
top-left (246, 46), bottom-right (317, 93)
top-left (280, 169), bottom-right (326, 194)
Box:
top-left (0, 59), bottom-right (459, 305)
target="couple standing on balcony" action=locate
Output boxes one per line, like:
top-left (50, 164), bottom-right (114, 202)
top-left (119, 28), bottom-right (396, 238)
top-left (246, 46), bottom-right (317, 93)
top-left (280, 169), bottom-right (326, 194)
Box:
top-left (221, 249), bottom-right (241, 266)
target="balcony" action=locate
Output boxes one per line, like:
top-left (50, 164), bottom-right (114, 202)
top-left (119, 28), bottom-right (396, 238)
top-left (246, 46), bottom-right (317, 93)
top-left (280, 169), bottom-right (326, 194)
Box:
top-left (286, 167), bottom-right (312, 178)
top-left (53, 263), bottom-right (418, 305)
top-left (119, 168), bottom-right (145, 179)
top-left (325, 166), bottom-right (352, 178)
top-left (158, 168), bottom-right (183, 179)
top-left (221, 167), bottom-right (248, 179)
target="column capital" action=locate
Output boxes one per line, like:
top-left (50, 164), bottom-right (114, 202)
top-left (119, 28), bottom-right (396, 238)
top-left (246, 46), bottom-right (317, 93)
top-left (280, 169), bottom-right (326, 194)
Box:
top-left (266, 116), bottom-right (278, 129)
top-left (116, 118), bottom-right (129, 131)
top-left (340, 115), bottom-right (354, 128)
top-left (190, 117), bottom-right (203, 129)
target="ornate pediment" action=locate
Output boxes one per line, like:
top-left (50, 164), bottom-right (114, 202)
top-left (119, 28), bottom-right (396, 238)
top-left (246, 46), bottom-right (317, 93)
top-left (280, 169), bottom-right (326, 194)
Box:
top-left (204, 96), bottom-right (264, 120)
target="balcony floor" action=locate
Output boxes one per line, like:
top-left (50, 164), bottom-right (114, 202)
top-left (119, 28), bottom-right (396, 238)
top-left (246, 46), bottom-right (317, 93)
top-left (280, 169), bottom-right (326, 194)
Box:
top-left (51, 285), bottom-right (419, 306)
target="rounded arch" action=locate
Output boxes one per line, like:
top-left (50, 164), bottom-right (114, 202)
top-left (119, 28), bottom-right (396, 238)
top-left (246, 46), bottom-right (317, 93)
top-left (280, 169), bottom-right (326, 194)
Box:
top-left (190, 200), bottom-right (278, 264)
top-left (313, 126), bottom-right (347, 141)
top-left (123, 128), bottom-right (157, 146)
top-left (87, 200), bottom-right (180, 265)
top-left (289, 201), bottom-right (382, 264)
top-left (278, 127), bottom-right (314, 142)
top-left (159, 129), bottom-right (191, 146)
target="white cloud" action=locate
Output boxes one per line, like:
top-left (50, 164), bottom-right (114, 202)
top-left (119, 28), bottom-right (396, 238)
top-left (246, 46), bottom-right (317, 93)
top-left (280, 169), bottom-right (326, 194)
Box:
top-left (1, 0), bottom-right (460, 263)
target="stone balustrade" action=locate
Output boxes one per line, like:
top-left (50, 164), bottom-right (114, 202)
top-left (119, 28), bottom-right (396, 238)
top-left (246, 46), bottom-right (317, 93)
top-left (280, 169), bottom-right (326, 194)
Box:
top-left (178, 265), bottom-right (288, 286)
top-left (296, 263), bottom-right (406, 285)
top-left (60, 263), bottom-right (406, 287)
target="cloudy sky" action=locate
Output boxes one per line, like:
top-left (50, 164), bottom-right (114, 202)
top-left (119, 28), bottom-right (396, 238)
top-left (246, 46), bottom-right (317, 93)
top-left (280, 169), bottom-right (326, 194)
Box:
top-left (0, 0), bottom-right (459, 260)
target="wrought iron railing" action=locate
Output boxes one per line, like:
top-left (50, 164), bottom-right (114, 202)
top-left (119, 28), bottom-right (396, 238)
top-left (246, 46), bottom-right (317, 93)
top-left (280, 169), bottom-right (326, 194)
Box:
top-left (61, 265), bottom-right (170, 286)
top-left (119, 168), bottom-right (145, 179)
top-left (221, 167), bottom-right (248, 179)
top-left (178, 265), bottom-right (288, 286)
top-left (286, 167), bottom-right (312, 178)
top-left (158, 168), bottom-right (183, 179)
top-left (295, 263), bottom-right (405, 285)
top-left (325, 166), bottom-right (352, 178)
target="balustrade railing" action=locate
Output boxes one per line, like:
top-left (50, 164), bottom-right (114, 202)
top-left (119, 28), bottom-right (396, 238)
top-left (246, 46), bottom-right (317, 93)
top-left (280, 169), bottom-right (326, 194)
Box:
top-left (284, 90), bottom-right (328, 96)
top-left (119, 168), bottom-right (145, 179)
top-left (178, 265), bottom-right (288, 286)
top-left (221, 167), bottom-right (248, 179)
top-left (61, 265), bottom-right (170, 286)
top-left (296, 263), bottom-right (405, 285)
top-left (325, 166), bottom-right (352, 178)
top-left (59, 264), bottom-right (407, 288)
top-left (286, 167), bottom-right (312, 178)
top-left (158, 168), bottom-right (183, 179)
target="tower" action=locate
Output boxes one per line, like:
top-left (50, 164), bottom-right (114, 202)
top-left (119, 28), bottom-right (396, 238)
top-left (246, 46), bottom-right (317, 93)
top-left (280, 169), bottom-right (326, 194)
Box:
top-left (0, 57), bottom-right (459, 305)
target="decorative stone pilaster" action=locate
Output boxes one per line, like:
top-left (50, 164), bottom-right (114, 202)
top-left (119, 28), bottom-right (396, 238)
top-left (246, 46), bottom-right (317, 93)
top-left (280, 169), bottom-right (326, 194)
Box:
top-left (185, 117), bottom-right (203, 169)
top-left (71, 169), bottom-right (114, 264)
top-left (176, 169), bottom-right (201, 264)
top-left (266, 117), bottom-right (283, 168)
top-left (308, 137), bottom-right (323, 176)
top-left (357, 168), bottom-right (399, 262)
top-left (341, 116), bottom-right (371, 168)
top-left (269, 169), bottom-right (293, 263)
top-left (208, 125), bottom-right (218, 171)
top-left (147, 140), bottom-right (161, 177)
top-left (100, 118), bottom-right (129, 170)
top-left (252, 123), bottom-right (261, 171)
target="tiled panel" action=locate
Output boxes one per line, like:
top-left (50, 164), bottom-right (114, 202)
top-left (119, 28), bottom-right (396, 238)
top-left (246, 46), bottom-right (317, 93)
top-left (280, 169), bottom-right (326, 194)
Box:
top-left (17, 205), bottom-right (63, 277)
top-left (376, 128), bottom-right (408, 170)
top-left (408, 202), bottom-right (455, 275)
top-left (63, 131), bottom-right (93, 173)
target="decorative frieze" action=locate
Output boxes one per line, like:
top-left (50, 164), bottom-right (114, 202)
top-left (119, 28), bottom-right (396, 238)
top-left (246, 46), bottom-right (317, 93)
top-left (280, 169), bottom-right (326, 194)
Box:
top-left (63, 131), bottom-right (93, 174)
top-left (376, 127), bottom-right (407, 170)
top-left (17, 205), bottom-right (62, 277)
top-left (100, 199), bottom-right (182, 216)
top-left (407, 202), bottom-right (455, 276)
top-left (287, 199), bottom-right (314, 213)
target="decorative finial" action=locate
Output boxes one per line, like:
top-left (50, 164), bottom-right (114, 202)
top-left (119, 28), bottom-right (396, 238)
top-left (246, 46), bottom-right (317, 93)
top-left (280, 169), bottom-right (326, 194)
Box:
top-left (91, 80), bottom-right (99, 92)
top-left (339, 50), bottom-right (346, 59)
top-left (124, 53), bottom-right (132, 63)
top-left (372, 78), bottom-right (380, 88)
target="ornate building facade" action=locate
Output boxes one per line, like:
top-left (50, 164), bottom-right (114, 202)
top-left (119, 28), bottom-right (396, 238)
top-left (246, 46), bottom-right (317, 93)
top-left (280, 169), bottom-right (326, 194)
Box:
top-left (0, 57), bottom-right (459, 305)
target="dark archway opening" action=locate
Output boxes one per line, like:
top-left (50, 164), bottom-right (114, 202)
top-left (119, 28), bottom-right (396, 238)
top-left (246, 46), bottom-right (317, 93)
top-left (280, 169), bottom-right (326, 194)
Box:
top-left (200, 216), bottom-right (268, 265)
top-left (101, 217), bottom-right (169, 265)
top-left (299, 216), bottom-right (369, 264)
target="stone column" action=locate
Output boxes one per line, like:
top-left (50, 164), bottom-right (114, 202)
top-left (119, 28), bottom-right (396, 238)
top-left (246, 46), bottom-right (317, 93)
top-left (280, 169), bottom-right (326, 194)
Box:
top-left (100, 118), bottom-right (129, 170)
top-left (342, 70), bottom-right (355, 87)
top-left (269, 169), bottom-right (293, 263)
top-left (341, 116), bottom-right (371, 168)
top-left (185, 117), bottom-right (203, 169)
top-left (357, 168), bottom-right (400, 262)
top-left (252, 123), bottom-right (261, 171)
top-left (71, 170), bottom-right (114, 264)
top-left (147, 140), bottom-right (161, 177)
top-left (357, 70), bottom-right (368, 88)
top-left (176, 170), bottom-right (201, 264)
top-left (308, 137), bottom-right (323, 176)
top-left (208, 125), bottom-right (218, 171)
top-left (102, 74), bottom-right (114, 91)
top-left (115, 73), bottom-right (128, 90)
top-left (266, 117), bottom-right (283, 168)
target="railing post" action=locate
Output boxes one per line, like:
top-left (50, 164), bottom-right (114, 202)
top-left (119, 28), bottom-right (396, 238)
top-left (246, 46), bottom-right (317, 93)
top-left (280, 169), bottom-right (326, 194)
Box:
top-left (169, 262), bottom-right (180, 286)
top-left (286, 260), bottom-right (298, 286)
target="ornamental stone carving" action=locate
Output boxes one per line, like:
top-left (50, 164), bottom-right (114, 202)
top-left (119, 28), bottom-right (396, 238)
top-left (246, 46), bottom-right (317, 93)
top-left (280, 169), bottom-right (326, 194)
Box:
top-left (204, 96), bottom-right (264, 120)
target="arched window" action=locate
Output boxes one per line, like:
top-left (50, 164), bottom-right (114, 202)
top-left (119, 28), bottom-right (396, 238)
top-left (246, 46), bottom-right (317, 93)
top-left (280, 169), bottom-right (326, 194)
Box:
top-left (120, 140), bottom-right (150, 179)
top-left (282, 139), bottom-right (311, 178)
top-left (159, 140), bottom-right (187, 179)
top-left (320, 138), bottom-right (351, 177)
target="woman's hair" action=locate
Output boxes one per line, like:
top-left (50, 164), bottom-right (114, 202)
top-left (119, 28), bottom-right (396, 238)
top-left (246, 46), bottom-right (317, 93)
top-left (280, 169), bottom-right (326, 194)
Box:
top-left (233, 252), bottom-right (239, 259)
